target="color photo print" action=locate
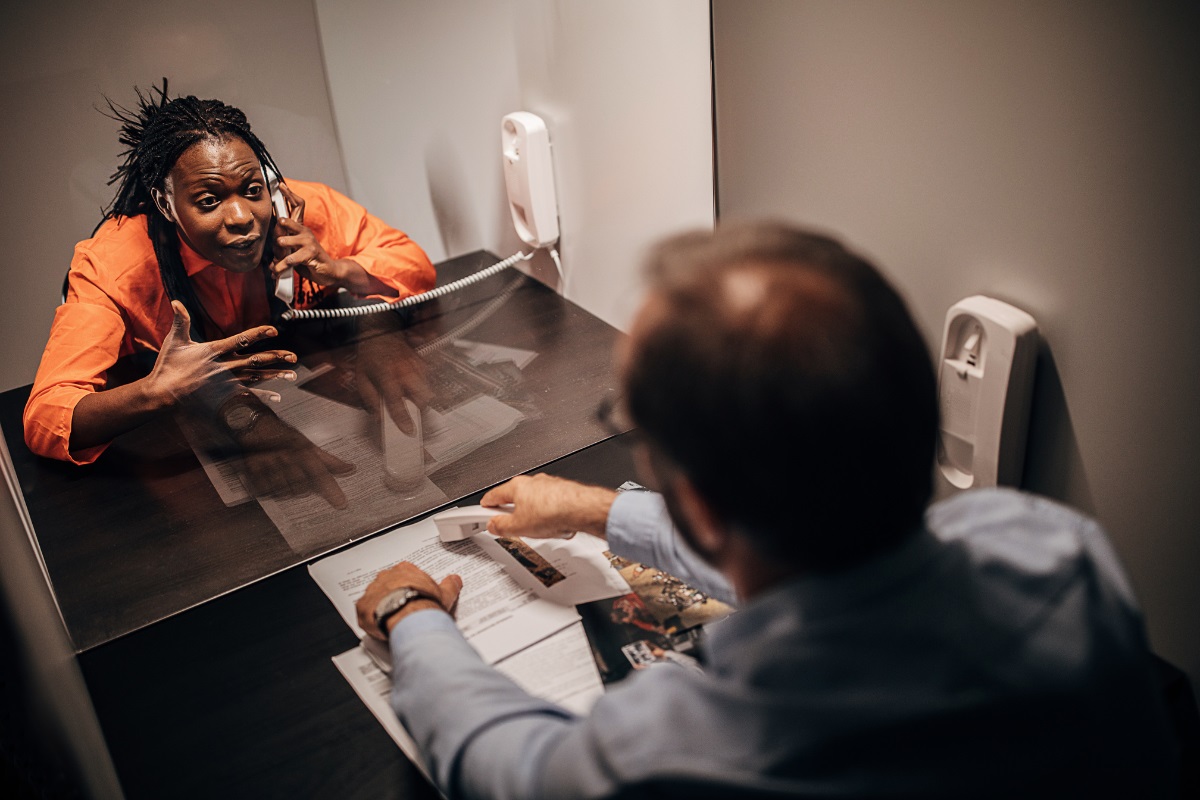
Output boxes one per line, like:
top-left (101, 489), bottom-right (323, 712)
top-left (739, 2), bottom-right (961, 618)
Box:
top-left (578, 554), bottom-right (733, 684)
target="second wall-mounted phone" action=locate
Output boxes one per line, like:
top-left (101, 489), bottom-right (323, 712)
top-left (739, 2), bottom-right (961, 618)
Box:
top-left (937, 296), bottom-right (1038, 490)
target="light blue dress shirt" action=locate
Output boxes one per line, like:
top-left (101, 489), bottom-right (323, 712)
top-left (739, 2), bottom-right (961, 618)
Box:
top-left (389, 488), bottom-right (1175, 799)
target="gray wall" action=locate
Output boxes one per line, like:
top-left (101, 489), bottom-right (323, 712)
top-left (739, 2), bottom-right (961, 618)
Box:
top-left (714, 0), bottom-right (1200, 685)
top-left (313, 0), bottom-right (713, 332)
top-left (0, 2), bottom-right (347, 792)
top-left (0, 0), bottom-right (347, 394)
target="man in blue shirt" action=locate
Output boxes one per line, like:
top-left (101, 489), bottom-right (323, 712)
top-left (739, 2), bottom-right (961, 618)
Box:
top-left (356, 223), bottom-right (1175, 798)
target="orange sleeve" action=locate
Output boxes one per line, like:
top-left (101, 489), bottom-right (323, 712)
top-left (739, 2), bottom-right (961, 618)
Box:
top-left (288, 179), bottom-right (436, 300)
top-left (23, 294), bottom-right (127, 465)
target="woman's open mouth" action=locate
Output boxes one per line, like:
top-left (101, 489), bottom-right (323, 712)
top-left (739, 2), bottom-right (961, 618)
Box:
top-left (225, 236), bottom-right (260, 252)
top-left (219, 236), bottom-right (266, 271)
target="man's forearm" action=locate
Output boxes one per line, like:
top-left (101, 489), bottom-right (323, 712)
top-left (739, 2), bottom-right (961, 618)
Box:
top-left (566, 484), bottom-right (617, 538)
top-left (389, 615), bottom-right (576, 799)
top-left (605, 491), bottom-right (737, 605)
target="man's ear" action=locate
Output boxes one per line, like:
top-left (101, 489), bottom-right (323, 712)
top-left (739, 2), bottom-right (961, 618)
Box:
top-left (150, 187), bottom-right (175, 223)
top-left (667, 473), bottom-right (731, 561)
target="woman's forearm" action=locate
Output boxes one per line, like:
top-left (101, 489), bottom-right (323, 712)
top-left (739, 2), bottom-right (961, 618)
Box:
top-left (334, 258), bottom-right (398, 297)
top-left (68, 379), bottom-right (175, 452)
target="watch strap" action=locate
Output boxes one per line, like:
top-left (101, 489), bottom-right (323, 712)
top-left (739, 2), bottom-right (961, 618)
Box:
top-left (373, 586), bottom-right (440, 637)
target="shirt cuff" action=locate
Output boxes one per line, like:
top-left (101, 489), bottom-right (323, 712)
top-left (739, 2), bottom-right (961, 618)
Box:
top-left (605, 489), bottom-right (673, 565)
top-left (388, 607), bottom-right (460, 650)
top-left (604, 489), bottom-right (738, 605)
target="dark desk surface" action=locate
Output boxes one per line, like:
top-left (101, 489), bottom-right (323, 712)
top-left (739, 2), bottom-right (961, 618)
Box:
top-left (0, 251), bottom-right (627, 652)
top-left (78, 434), bottom-right (638, 800)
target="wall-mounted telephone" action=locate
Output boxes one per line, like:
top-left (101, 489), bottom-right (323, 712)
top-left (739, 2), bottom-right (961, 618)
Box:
top-left (502, 112), bottom-right (559, 249)
top-left (280, 111), bottom-right (560, 322)
top-left (261, 162), bottom-right (294, 306)
top-left (937, 296), bottom-right (1038, 490)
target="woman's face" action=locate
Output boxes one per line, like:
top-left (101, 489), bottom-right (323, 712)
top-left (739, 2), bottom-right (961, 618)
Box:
top-left (156, 136), bottom-right (273, 273)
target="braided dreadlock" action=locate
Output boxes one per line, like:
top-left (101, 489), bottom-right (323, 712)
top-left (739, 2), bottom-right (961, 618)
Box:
top-left (101, 78), bottom-right (283, 340)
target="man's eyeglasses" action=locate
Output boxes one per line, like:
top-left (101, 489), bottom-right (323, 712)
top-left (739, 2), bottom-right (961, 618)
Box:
top-left (594, 393), bottom-right (637, 439)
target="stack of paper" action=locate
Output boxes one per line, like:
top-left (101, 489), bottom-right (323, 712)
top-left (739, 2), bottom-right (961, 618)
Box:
top-left (310, 513), bottom-right (633, 779)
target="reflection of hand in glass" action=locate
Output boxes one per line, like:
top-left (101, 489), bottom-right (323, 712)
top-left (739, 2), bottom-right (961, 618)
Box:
top-left (221, 394), bottom-right (354, 508)
top-left (353, 326), bottom-right (433, 435)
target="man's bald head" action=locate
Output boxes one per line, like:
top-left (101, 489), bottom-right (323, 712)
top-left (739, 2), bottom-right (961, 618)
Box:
top-left (624, 222), bottom-right (938, 572)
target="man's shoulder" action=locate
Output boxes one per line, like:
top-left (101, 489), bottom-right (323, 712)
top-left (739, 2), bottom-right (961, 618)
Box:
top-left (925, 487), bottom-right (1144, 664)
top-left (924, 487), bottom-right (1119, 596)
top-left (926, 487), bottom-right (1103, 551)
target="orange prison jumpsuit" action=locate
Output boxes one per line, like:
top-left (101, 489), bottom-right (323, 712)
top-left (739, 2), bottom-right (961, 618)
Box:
top-left (24, 179), bottom-right (434, 464)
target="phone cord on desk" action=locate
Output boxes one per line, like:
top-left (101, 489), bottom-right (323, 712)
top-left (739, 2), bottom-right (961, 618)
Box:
top-left (278, 250), bottom-right (535, 321)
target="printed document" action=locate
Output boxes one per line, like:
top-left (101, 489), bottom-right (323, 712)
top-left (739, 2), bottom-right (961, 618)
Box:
top-left (333, 621), bottom-right (601, 784)
top-left (309, 514), bottom-right (578, 664)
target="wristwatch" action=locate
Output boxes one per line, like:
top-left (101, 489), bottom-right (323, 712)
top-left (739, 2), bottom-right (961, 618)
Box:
top-left (221, 391), bottom-right (264, 435)
top-left (373, 587), bottom-right (439, 636)
top-left (223, 403), bottom-right (263, 435)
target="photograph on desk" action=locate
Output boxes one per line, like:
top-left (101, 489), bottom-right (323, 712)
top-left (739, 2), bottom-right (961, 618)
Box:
top-left (578, 555), bottom-right (734, 685)
top-left (492, 537), bottom-right (567, 588)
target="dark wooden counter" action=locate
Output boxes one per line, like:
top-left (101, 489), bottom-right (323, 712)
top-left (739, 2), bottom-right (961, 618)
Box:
top-left (76, 435), bottom-right (637, 799)
top-left (0, 251), bottom-right (628, 651)
top-left (2, 250), bottom-right (639, 797)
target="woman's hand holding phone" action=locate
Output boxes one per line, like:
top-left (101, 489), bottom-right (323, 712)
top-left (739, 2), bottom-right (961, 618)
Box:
top-left (267, 183), bottom-right (396, 297)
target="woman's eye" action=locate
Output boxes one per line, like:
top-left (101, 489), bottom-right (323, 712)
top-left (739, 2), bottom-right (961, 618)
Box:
top-left (246, 184), bottom-right (264, 198)
top-left (197, 196), bottom-right (219, 210)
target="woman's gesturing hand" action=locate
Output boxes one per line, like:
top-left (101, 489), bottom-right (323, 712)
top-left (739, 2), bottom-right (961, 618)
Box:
top-left (145, 301), bottom-right (297, 405)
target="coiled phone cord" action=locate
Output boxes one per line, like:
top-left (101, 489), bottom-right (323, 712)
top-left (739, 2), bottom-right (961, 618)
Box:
top-left (415, 277), bottom-right (523, 357)
top-left (279, 250), bottom-right (535, 321)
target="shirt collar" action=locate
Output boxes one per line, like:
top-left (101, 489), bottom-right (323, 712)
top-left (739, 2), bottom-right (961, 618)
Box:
top-left (178, 233), bottom-right (214, 277)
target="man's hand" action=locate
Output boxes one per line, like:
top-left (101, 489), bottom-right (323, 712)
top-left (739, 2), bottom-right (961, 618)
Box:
top-left (355, 562), bottom-right (463, 641)
top-left (146, 301), bottom-right (297, 404)
top-left (480, 474), bottom-right (616, 540)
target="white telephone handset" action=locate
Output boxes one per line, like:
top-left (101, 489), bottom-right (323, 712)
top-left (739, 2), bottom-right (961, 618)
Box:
top-left (279, 112), bottom-right (560, 322)
top-left (502, 112), bottom-right (559, 248)
top-left (261, 162), bottom-right (293, 306)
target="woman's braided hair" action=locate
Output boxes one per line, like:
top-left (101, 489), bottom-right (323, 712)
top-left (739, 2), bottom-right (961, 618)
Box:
top-left (101, 79), bottom-right (282, 339)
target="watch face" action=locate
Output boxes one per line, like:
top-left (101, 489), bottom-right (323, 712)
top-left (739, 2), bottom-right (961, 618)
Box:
top-left (225, 405), bottom-right (260, 432)
top-left (375, 587), bottom-right (422, 634)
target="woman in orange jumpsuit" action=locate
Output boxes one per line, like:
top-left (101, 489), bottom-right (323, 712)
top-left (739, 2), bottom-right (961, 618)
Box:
top-left (24, 82), bottom-right (434, 503)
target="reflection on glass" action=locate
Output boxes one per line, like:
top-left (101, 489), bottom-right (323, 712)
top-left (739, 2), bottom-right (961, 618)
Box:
top-left (382, 397), bottom-right (426, 495)
top-left (175, 277), bottom-right (540, 553)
